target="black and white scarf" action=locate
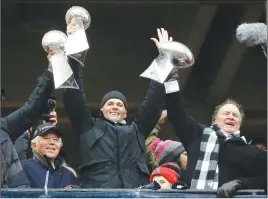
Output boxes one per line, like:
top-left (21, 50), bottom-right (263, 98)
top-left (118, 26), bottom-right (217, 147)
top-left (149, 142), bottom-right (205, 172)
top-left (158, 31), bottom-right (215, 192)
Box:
top-left (190, 126), bottom-right (220, 189)
top-left (190, 125), bottom-right (246, 190)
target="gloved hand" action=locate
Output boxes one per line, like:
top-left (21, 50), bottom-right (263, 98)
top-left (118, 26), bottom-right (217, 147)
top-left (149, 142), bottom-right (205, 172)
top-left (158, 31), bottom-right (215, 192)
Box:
top-left (217, 180), bottom-right (243, 198)
top-left (158, 47), bottom-right (187, 82)
top-left (165, 65), bottom-right (179, 82)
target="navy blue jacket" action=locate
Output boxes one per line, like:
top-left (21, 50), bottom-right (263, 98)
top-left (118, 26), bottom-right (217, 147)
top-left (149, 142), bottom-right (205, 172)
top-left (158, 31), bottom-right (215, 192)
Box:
top-left (21, 150), bottom-right (77, 188)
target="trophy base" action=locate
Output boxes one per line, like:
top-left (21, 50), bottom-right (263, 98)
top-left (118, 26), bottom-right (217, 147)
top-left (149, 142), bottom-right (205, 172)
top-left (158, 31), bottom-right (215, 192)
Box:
top-left (68, 50), bottom-right (87, 67)
top-left (56, 75), bottom-right (79, 90)
top-left (140, 56), bottom-right (174, 83)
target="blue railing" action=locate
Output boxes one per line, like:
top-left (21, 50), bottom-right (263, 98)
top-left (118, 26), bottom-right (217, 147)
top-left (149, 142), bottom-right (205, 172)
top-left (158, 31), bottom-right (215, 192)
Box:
top-left (0, 189), bottom-right (266, 198)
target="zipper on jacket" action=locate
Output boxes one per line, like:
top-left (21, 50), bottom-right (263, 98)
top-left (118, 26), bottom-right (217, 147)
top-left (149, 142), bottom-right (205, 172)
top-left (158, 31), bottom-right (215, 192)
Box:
top-left (44, 170), bottom-right (49, 196)
top-left (115, 125), bottom-right (123, 183)
top-left (56, 170), bottom-right (63, 188)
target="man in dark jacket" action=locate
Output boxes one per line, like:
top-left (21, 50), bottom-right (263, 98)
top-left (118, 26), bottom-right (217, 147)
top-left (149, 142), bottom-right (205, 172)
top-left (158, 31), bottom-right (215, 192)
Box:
top-left (62, 24), bottom-right (173, 188)
top-left (165, 93), bottom-right (267, 197)
top-left (21, 123), bottom-right (77, 189)
top-left (162, 36), bottom-right (267, 197)
top-left (165, 90), bottom-right (267, 192)
top-left (0, 67), bottom-right (54, 188)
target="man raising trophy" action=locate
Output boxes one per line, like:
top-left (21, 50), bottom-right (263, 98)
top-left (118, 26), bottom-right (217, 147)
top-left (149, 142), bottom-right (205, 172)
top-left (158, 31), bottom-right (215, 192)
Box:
top-left (61, 21), bottom-right (190, 188)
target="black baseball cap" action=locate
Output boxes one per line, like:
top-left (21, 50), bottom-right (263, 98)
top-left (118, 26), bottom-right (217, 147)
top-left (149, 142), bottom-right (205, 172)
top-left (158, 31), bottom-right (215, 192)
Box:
top-left (33, 123), bottom-right (62, 139)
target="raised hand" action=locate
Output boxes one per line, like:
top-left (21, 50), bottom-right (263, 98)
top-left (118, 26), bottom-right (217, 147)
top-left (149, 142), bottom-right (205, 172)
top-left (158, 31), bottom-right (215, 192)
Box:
top-left (67, 17), bottom-right (76, 36)
top-left (47, 49), bottom-right (55, 72)
top-left (43, 109), bottom-right (58, 126)
top-left (158, 110), bottom-right (167, 125)
top-left (47, 49), bottom-right (55, 63)
top-left (151, 28), bottom-right (173, 49)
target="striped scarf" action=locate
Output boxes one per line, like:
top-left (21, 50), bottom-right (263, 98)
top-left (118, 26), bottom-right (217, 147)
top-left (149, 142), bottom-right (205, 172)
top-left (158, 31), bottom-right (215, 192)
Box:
top-left (190, 126), bottom-right (219, 189)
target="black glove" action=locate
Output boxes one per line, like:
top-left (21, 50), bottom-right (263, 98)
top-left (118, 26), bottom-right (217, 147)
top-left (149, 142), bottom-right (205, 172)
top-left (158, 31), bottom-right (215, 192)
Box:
top-left (217, 180), bottom-right (243, 198)
top-left (165, 66), bottom-right (179, 82)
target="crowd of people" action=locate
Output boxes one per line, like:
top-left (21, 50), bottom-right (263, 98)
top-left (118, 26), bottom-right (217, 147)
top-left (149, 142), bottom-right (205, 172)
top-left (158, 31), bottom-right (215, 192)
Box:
top-left (0, 18), bottom-right (267, 198)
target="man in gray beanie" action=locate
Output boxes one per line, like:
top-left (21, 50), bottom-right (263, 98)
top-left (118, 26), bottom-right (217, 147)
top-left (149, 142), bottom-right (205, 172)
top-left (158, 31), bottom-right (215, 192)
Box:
top-left (101, 91), bottom-right (127, 108)
top-left (99, 91), bottom-right (128, 124)
top-left (63, 24), bottom-right (179, 188)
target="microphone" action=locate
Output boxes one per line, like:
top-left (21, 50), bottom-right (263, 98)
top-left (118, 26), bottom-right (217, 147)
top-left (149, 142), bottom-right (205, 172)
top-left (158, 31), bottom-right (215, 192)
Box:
top-left (236, 23), bottom-right (267, 57)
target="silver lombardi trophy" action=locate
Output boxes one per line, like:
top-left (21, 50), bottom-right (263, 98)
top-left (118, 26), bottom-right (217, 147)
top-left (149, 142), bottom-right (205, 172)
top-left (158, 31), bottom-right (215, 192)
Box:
top-left (42, 30), bottom-right (79, 89)
top-left (140, 41), bottom-right (195, 83)
top-left (65, 6), bottom-right (91, 66)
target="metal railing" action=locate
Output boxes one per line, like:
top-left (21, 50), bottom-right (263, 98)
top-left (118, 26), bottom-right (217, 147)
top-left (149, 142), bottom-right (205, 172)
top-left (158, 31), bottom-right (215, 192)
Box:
top-left (0, 188), bottom-right (266, 198)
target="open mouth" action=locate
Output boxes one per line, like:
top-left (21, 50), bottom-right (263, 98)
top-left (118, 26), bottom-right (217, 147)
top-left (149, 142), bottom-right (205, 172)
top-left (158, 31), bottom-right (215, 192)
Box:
top-left (225, 121), bottom-right (234, 127)
top-left (110, 112), bottom-right (119, 116)
top-left (46, 147), bottom-right (56, 152)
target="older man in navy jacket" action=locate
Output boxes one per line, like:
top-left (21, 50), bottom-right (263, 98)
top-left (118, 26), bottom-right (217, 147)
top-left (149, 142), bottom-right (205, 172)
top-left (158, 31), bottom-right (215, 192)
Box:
top-left (21, 123), bottom-right (77, 188)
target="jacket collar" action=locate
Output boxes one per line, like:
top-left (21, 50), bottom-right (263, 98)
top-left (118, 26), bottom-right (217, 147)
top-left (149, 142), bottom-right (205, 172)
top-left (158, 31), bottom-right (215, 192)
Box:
top-left (100, 115), bottom-right (127, 125)
top-left (32, 149), bottom-right (65, 170)
top-left (211, 124), bottom-right (247, 143)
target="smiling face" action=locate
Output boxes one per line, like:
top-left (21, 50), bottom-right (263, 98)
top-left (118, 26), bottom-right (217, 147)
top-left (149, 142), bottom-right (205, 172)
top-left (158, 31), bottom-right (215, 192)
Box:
top-left (32, 132), bottom-right (61, 160)
top-left (214, 104), bottom-right (241, 134)
top-left (100, 98), bottom-right (127, 123)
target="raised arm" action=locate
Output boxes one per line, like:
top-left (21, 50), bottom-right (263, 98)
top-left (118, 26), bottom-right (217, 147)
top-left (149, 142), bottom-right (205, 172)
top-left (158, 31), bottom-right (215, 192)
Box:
top-left (145, 124), bottom-right (161, 152)
top-left (145, 110), bottom-right (167, 153)
top-left (133, 81), bottom-right (165, 138)
top-left (1, 69), bottom-right (54, 142)
top-left (63, 58), bottom-right (93, 133)
top-left (165, 83), bottom-right (204, 150)
top-left (146, 124), bottom-right (161, 172)
top-left (63, 21), bottom-right (93, 133)
top-left (133, 29), bottom-right (175, 138)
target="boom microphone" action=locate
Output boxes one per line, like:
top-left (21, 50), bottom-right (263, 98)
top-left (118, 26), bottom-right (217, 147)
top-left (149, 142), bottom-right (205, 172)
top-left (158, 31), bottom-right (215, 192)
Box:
top-left (236, 22), bottom-right (267, 57)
